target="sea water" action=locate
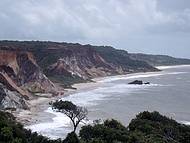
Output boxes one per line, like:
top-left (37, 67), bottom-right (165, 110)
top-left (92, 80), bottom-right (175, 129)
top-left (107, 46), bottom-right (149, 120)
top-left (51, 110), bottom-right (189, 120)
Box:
top-left (26, 65), bottom-right (190, 139)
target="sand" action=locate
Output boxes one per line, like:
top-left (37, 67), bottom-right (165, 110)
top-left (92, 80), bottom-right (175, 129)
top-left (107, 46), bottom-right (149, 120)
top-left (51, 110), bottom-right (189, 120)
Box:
top-left (13, 81), bottom-right (100, 126)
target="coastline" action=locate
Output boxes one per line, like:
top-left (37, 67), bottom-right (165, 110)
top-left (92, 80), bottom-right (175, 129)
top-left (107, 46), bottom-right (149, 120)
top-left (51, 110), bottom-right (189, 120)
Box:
top-left (14, 64), bottom-right (190, 127)
top-left (14, 81), bottom-right (102, 126)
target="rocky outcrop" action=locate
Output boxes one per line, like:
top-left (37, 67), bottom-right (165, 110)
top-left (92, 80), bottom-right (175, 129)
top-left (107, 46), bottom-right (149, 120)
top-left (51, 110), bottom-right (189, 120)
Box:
top-left (0, 50), bottom-right (56, 94)
top-left (0, 49), bottom-right (57, 110)
top-left (0, 84), bottom-right (28, 110)
top-left (46, 48), bottom-right (118, 80)
top-left (0, 71), bottom-right (29, 97)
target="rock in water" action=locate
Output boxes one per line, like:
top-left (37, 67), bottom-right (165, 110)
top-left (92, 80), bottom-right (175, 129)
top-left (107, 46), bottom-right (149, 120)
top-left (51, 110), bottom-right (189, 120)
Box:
top-left (128, 80), bottom-right (150, 85)
top-left (144, 82), bottom-right (150, 85)
top-left (128, 80), bottom-right (143, 85)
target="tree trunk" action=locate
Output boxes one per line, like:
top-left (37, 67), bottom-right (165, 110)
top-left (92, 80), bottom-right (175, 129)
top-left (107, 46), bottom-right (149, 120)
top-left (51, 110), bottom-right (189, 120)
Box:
top-left (73, 125), bottom-right (77, 133)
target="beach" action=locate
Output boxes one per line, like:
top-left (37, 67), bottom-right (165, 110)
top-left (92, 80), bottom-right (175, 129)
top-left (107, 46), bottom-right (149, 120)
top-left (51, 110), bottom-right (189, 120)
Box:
top-left (14, 80), bottom-right (101, 126)
top-left (14, 65), bottom-right (190, 139)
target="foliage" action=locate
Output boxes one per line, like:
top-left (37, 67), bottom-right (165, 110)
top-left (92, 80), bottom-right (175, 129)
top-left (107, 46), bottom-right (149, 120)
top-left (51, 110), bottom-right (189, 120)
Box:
top-left (63, 132), bottom-right (79, 143)
top-left (51, 100), bottom-right (88, 133)
top-left (128, 111), bottom-right (190, 143)
top-left (80, 111), bottom-right (190, 143)
top-left (80, 119), bottom-right (129, 143)
top-left (0, 111), bottom-right (62, 143)
top-left (94, 46), bottom-right (155, 70)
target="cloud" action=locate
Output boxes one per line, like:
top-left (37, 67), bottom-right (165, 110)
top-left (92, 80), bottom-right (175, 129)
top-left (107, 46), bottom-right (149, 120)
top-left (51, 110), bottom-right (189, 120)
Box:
top-left (0, 0), bottom-right (190, 57)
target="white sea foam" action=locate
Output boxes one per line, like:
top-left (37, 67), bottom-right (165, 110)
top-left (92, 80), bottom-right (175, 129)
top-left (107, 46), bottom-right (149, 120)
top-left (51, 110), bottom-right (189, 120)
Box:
top-left (98, 72), bottom-right (187, 83)
top-left (95, 83), bottom-right (162, 95)
top-left (62, 91), bottom-right (110, 106)
top-left (157, 65), bottom-right (190, 70)
top-left (180, 121), bottom-right (190, 125)
top-left (65, 83), bottom-right (163, 105)
top-left (26, 108), bottom-right (71, 139)
top-left (26, 106), bottom-right (93, 139)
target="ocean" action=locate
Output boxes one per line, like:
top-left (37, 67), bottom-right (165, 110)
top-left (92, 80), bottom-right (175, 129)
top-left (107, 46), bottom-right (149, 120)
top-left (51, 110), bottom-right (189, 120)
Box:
top-left (26, 65), bottom-right (190, 139)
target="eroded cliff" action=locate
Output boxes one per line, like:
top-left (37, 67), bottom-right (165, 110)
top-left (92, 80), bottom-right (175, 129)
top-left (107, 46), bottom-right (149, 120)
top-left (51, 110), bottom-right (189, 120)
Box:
top-left (0, 49), bottom-right (56, 110)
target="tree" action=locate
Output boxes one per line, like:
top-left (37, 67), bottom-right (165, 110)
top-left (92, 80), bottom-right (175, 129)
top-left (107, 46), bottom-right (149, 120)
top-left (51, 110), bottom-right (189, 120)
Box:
top-left (51, 100), bottom-right (88, 133)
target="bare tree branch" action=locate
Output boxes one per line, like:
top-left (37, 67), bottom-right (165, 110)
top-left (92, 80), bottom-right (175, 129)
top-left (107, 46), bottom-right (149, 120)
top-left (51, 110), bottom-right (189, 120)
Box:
top-left (51, 100), bottom-right (88, 133)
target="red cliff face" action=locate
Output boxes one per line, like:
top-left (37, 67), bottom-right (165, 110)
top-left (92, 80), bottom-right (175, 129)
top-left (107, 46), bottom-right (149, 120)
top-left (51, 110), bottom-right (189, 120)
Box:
top-left (0, 50), bottom-right (56, 98)
top-left (45, 47), bottom-right (126, 81)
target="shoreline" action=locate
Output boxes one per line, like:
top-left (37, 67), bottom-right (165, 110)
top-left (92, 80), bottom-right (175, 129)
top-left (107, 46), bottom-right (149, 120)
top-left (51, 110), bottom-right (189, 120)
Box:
top-left (156, 64), bottom-right (190, 70)
top-left (14, 64), bottom-right (190, 126)
top-left (14, 81), bottom-right (102, 126)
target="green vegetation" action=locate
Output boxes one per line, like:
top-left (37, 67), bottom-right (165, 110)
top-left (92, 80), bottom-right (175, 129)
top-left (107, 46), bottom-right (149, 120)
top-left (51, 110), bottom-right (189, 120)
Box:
top-left (0, 109), bottom-right (190, 143)
top-left (94, 46), bottom-right (156, 71)
top-left (80, 111), bottom-right (190, 143)
top-left (0, 111), bottom-right (62, 143)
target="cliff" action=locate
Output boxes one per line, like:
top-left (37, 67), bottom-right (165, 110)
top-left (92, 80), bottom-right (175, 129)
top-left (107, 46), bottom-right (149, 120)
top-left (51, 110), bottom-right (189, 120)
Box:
top-left (0, 49), bottom-right (56, 110)
top-left (0, 41), bottom-right (159, 88)
top-left (35, 44), bottom-right (159, 87)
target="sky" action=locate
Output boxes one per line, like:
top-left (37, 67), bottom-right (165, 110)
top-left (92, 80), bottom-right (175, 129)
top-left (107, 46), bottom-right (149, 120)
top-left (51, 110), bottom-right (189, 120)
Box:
top-left (0, 0), bottom-right (190, 58)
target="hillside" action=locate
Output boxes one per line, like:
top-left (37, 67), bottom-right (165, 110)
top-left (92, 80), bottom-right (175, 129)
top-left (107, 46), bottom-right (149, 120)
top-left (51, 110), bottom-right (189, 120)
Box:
top-left (130, 53), bottom-right (190, 66)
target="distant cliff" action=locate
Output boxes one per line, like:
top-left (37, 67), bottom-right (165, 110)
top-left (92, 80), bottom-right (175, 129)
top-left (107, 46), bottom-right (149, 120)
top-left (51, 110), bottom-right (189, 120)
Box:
top-left (130, 53), bottom-right (190, 66)
top-left (1, 40), bottom-right (189, 110)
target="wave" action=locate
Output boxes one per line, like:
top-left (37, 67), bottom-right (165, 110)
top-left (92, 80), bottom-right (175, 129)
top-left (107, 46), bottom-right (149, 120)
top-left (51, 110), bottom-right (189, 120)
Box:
top-left (60, 83), bottom-right (164, 109)
top-left (180, 121), bottom-right (190, 125)
top-left (26, 107), bottom-right (93, 139)
top-left (62, 90), bottom-right (110, 106)
top-left (157, 65), bottom-right (190, 70)
top-left (98, 72), bottom-right (187, 83)
top-left (25, 108), bottom-right (71, 139)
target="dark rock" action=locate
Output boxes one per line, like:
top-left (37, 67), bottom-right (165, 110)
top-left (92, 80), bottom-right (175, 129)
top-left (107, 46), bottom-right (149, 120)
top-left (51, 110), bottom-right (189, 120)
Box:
top-left (144, 82), bottom-right (150, 85)
top-left (128, 80), bottom-right (143, 85)
top-left (128, 80), bottom-right (150, 85)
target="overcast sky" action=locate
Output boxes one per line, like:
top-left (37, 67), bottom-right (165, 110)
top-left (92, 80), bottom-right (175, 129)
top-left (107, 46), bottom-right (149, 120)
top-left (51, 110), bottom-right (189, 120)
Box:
top-left (0, 0), bottom-right (190, 58)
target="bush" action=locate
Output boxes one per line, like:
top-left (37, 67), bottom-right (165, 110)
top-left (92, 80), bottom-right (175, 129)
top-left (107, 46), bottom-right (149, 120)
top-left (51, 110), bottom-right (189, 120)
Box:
top-left (0, 111), bottom-right (62, 143)
top-left (63, 132), bottom-right (79, 143)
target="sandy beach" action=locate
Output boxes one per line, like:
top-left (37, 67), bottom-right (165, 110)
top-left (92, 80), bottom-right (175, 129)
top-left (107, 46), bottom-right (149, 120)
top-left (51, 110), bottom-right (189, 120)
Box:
top-left (14, 96), bottom-right (59, 126)
top-left (13, 81), bottom-right (101, 126)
